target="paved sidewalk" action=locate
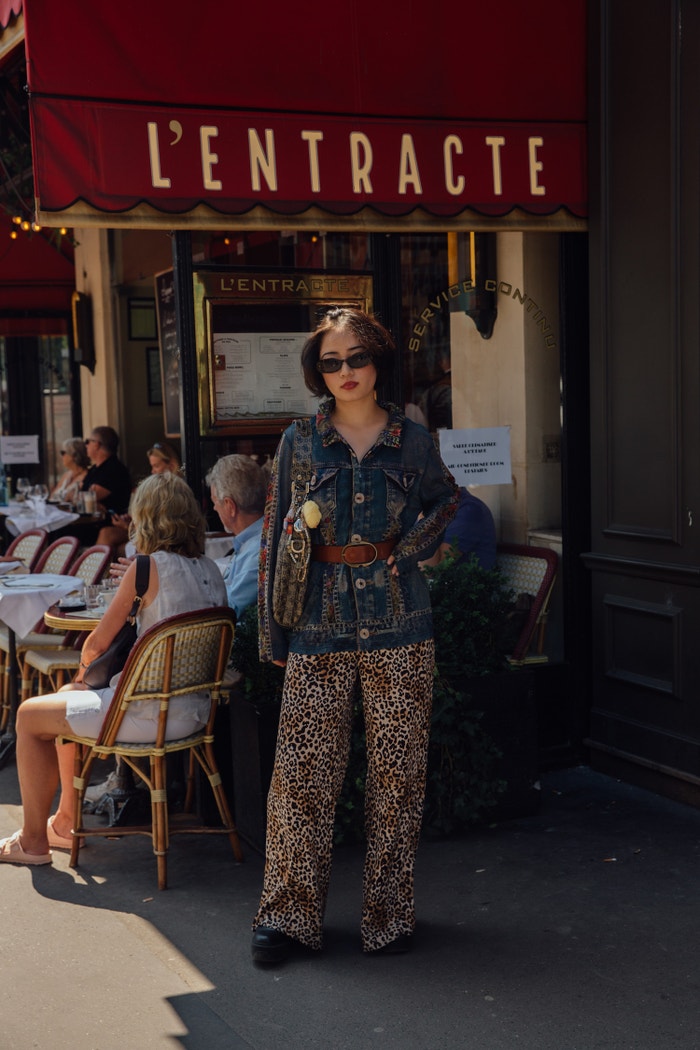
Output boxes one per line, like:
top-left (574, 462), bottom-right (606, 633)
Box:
top-left (1, 763), bottom-right (699, 1049)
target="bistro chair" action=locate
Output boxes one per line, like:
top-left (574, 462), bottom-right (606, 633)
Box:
top-left (14, 544), bottom-right (113, 703)
top-left (495, 543), bottom-right (558, 665)
top-left (34, 535), bottom-right (80, 575)
top-left (0, 534), bottom-right (82, 722)
top-left (4, 528), bottom-right (48, 571)
top-left (59, 607), bottom-right (242, 890)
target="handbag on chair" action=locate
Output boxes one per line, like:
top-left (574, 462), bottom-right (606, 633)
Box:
top-left (82, 555), bottom-right (150, 689)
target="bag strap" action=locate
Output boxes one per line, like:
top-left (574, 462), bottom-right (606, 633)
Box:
top-left (290, 417), bottom-right (313, 512)
top-left (127, 554), bottom-right (150, 623)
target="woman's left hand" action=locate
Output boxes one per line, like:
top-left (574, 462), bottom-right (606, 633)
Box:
top-left (387, 554), bottom-right (399, 577)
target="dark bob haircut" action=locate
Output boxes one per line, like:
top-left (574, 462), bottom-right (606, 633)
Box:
top-left (300, 307), bottom-right (396, 398)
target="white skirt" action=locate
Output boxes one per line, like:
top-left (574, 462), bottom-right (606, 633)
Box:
top-left (63, 687), bottom-right (207, 744)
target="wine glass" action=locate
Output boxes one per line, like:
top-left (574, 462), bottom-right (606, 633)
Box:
top-left (16, 477), bottom-right (30, 502)
top-left (33, 484), bottom-right (49, 502)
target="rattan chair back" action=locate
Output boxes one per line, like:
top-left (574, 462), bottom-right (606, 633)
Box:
top-left (34, 535), bottom-right (80, 575)
top-left (6, 528), bottom-right (48, 570)
top-left (62, 606), bottom-right (242, 889)
top-left (69, 544), bottom-right (112, 586)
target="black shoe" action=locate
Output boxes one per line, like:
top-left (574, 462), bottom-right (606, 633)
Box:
top-left (251, 926), bottom-right (294, 965)
top-left (373, 933), bottom-right (413, 955)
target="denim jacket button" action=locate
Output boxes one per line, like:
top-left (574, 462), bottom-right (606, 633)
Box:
top-left (354, 492), bottom-right (365, 503)
top-left (359, 628), bottom-right (370, 640)
top-left (351, 533), bottom-right (362, 543)
top-left (356, 578), bottom-right (366, 590)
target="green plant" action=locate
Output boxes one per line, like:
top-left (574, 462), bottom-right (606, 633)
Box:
top-left (423, 675), bottom-right (505, 837)
top-left (425, 551), bottom-right (517, 677)
top-left (230, 604), bottom-right (285, 710)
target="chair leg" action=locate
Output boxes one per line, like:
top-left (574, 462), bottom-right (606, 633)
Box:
top-left (183, 750), bottom-right (197, 813)
top-left (70, 743), bottom-right (91, 869)
top-left (199, 740), bottom-right (244, 863)
top-left (0, 657), bottom-right (8, 732)
top-left (151, 754), bottom-right (169, 890)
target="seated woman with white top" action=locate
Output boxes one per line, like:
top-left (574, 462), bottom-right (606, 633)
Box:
top-left (0, 471), bottom-right (227, 866)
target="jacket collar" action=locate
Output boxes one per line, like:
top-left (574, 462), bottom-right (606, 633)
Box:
top-left (315, 399), bottom-right (404, 449)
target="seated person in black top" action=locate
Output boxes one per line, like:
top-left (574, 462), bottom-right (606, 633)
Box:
top-left (55, 426), bottom-right (132, 547)
top-left (82, 426), bottom-right (132, 513)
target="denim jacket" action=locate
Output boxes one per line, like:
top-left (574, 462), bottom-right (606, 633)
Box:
top-left (259, 401), bottom-right (458, 662)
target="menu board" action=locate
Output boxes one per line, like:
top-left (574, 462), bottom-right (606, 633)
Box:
top-left (154, 269), bottom-right (181, 437)
top-left (193, 270), bottom-right (373, 435)
top-left (212, 332), bottom-right (315, 418)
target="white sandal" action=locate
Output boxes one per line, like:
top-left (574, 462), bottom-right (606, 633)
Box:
top-left (0, 830), bottom-right (52, 866)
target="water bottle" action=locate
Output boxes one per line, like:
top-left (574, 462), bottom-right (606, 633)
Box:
top-left (0, 464), bottom-right (8, 507)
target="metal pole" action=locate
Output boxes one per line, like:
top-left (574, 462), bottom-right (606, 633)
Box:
top-left (171, 231), bottom-right (203, 500)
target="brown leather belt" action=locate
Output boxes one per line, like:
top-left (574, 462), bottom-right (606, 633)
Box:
top-left (312, 540), bottom-right (396, 567)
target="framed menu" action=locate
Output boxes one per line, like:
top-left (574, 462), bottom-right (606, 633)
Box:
top-left (193, 270), bottom-right (373, 435)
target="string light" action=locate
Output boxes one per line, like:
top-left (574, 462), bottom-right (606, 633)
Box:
top-left (5, 212), bottom-right (73, 249)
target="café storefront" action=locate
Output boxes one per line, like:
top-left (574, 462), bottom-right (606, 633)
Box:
top-left (16, 0), bottom-right (589, 763)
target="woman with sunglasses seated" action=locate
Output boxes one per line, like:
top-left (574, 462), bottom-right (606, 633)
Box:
top-left (50, 437), bottom-right (89, 505)
top-left (251, 307), bottom-right (458, 964)
top-left (97, 440), bottom-right (180, 554)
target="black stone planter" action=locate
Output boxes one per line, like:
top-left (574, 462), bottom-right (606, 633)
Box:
top-left (229, 689), bottom-right (280, 854)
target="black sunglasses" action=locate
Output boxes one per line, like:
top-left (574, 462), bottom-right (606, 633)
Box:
top-left (316, 349), bottom-right (373, 375)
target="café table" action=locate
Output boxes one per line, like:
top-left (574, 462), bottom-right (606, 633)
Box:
top-left (0, 572), bottom-right (81, 768)
top-left (44, 604), bottom-right (103, 633)
top-left (1, 499), bottom-right (81, 537)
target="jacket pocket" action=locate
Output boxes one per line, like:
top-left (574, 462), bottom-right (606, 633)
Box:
top-left (308, 467), bottom-right (340, 541)
top-left (382, 468), bottom-right (418, 528)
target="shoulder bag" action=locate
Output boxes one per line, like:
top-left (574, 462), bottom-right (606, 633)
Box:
top-left (82, 554), bottom-right (150, 689)
top-left (272, 418), bottom-right (314, 629)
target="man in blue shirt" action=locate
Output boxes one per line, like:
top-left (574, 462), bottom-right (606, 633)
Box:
top-left (206, 455), bottom-right (267, 618)
top-left (420, 486), bottom-right (497, 570)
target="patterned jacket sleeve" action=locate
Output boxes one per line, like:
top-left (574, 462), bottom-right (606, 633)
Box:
top-left (258, 425), bottom-right (294, 663)
top-left (392, 433), bottom-right (459, 571)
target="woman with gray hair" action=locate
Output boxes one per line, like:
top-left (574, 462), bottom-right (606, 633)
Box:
top-left (50, 437), bottom-right (89, 504)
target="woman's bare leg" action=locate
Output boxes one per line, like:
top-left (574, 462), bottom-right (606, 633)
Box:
top-left (14, 696), bottom-right (72, 855)
top-left (50, 742), bottom-right (77, 839)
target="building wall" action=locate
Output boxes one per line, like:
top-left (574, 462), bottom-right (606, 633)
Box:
top-left (451, 231), bottom-right (562, 544)
top-left (587, 0), bottom-right (700, 802)
top-left (73, 228), bottom-right (177, 481)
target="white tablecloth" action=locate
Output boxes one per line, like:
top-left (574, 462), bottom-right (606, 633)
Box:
top-left (3, 500), bottom-right (80, 537)
top-left (0, 573), bottom-right (80, 636)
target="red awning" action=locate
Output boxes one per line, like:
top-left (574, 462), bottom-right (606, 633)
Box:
top-left (0, 212), bottom-right (73, 312)
top-left (0, 0), bottom-right (22, 30)
top-left (23, 0), bottom-right (587, 229)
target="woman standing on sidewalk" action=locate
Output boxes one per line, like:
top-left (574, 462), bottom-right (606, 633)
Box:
top-left (252, 307), bottom-right (458, 963)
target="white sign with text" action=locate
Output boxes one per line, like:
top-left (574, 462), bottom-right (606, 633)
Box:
top-left (439, 427), bottom-right (512, 486)
top-left (0, 435), bottom-right (39, 464)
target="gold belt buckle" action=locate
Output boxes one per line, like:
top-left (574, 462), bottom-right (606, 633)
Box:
top-left (341, 541), bottom-right (377, 567)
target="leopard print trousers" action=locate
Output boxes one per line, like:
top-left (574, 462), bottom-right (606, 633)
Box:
top-left (253, 639), bottom-right (434, 952)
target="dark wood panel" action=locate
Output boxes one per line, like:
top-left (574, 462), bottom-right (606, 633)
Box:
top-left (604, 0), bottom-right (679, 538)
